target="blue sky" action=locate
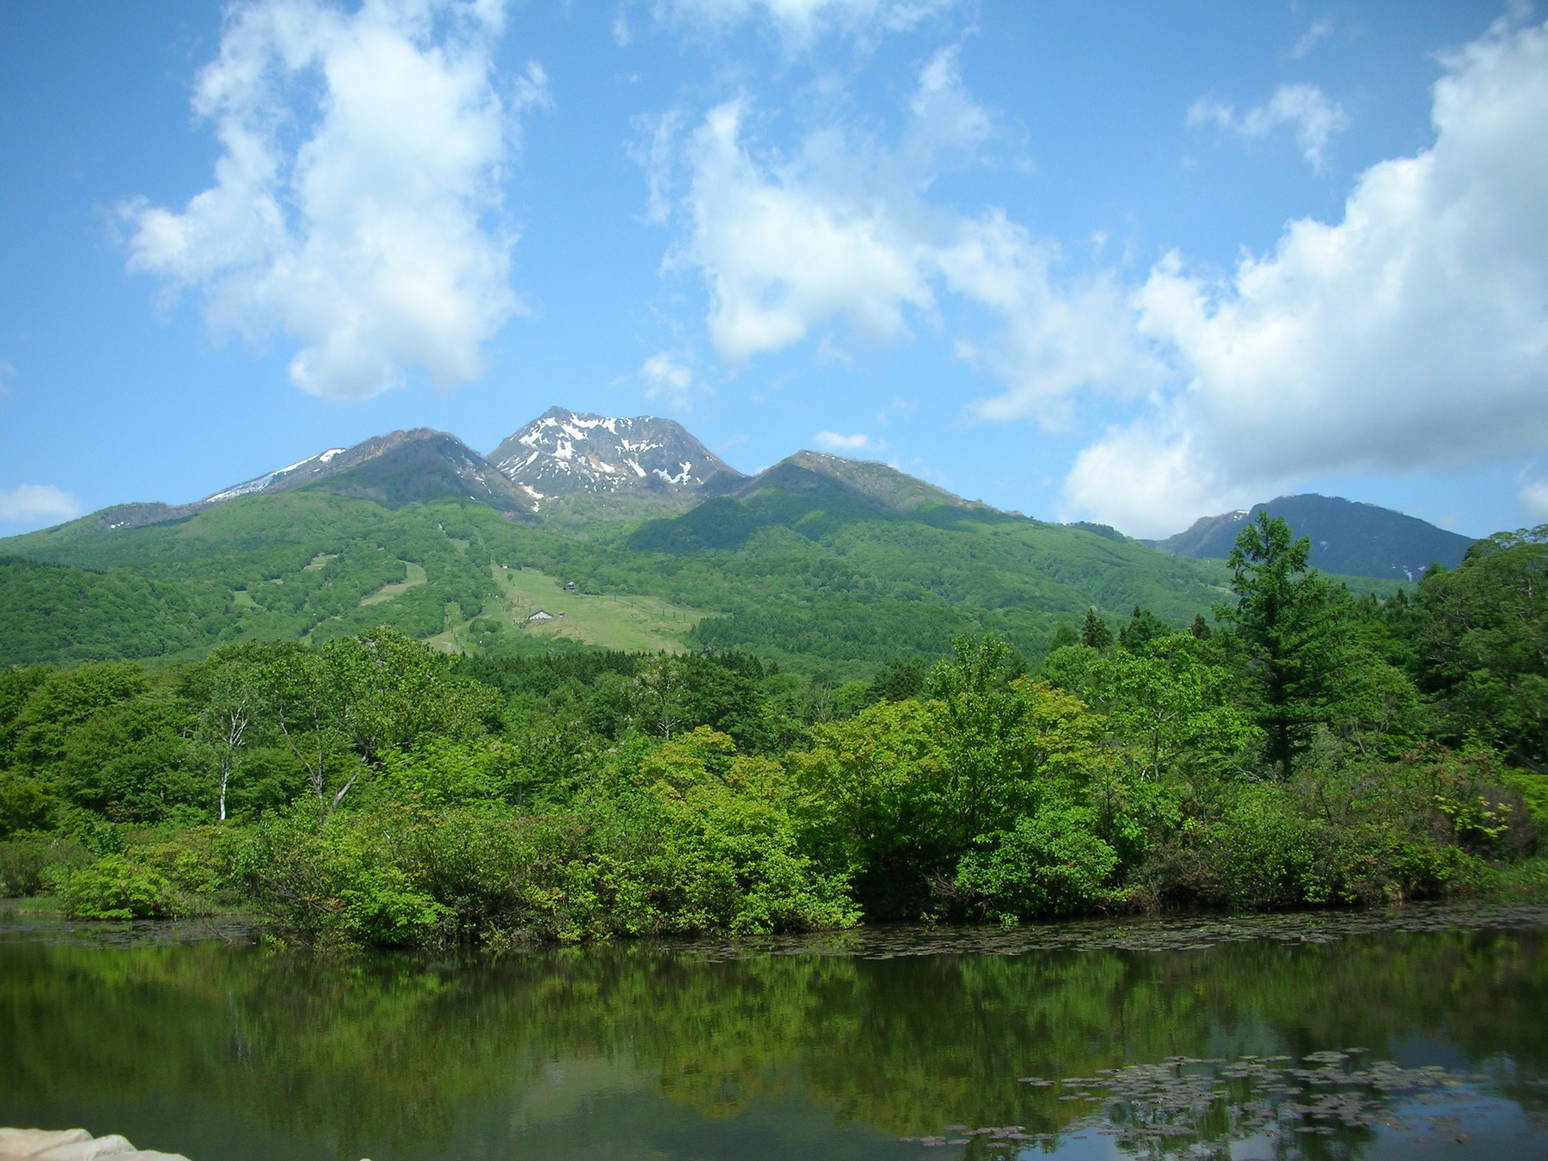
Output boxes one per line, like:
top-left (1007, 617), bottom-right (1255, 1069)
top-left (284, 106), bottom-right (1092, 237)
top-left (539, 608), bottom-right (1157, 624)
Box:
top-left (2, 0), bottom-right (1545, 540)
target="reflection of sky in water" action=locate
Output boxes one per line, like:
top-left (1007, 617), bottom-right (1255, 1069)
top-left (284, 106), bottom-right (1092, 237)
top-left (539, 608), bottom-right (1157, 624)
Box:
top-left (1015, 1083), bottom-right (1540, 1161)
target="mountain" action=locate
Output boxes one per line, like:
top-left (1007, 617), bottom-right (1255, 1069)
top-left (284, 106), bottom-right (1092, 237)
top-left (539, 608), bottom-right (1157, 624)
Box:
top-left (1147, 494), bottom-right (1476, 580)
top-left (731, 451), bottom-right (991, 515)
top-left (6, 408), bottom-right (1413, 675)
top-left (52, 428), bottom-right (534, 537)
top-left (488, 406), bottom-right (745, 510)
top-left (284, 429), bottom-right (537, 517)
top-left (204, 427), bottom-right (535, 517)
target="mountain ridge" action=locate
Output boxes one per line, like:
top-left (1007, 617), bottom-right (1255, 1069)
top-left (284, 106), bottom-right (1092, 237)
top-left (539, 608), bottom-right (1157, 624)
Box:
top-left (1147, 493), bottom-right (1476, 580)
top-left (0, 409), bottom-right (1433, 674)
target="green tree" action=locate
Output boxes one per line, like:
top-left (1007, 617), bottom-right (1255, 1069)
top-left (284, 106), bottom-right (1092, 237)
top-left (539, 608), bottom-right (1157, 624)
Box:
top-left (1221, 513), bottom-right (1347, 778)
top-left (259, 629), bottom-right (492, 821)
top-left (1118, 606), bottom-right (1170, 652)
top-left (1042, 633), bottom-right (1261, 783)
top-left (1415, 526), bottom-right (1548, 773)
top-left (1080, 609), bottom-right (1113, 650)
top-left (178, 642), bottom-right (283, 821)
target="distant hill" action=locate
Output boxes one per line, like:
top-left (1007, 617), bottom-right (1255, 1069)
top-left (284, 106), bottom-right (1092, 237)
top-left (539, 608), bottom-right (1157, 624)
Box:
top-left (1147, 494), bottom-right (1476, 580)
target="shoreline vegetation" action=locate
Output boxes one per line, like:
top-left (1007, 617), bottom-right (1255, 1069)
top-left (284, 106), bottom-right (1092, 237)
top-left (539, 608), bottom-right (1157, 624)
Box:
top-left (1, 516), bottom-right (1543, 952)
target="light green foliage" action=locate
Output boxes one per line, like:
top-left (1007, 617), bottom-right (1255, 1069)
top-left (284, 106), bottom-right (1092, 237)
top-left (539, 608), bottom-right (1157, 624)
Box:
top-left (232, 727), bottom-right (855, 948)
top-left (789, 696), bottom-right (951, 916)
top-left (0, 521), bottom-right (1543, 943)
top-left (7, 661), bottom-right (151, 768)
top-left (59, 853), bottom-right (176, 919)
top-left (636, 729), bottom-right (860, 935)
top-left (260, 627), bottom-right (495, 818)
top-left (1042, 634), bottom-right (1261, 783)
top-left (375, 738), bottom-right (512, 805)
top-left (0, 773), bottom-right (57, 838)
top-left (791, 640), bottom-right (1111, 919)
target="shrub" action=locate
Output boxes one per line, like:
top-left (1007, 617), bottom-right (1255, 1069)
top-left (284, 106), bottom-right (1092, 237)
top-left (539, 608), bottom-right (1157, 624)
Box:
top-left (0, 834), bottom-right (91, 897)
top-left (229, 805), bottom-right (448, 948)
top-left (58, 854), bottom-right (176, 919)
top-left (953, 803), bottom-right (1120, 920)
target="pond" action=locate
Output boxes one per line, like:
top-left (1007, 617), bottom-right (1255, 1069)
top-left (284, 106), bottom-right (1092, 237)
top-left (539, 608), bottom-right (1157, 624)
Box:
top-left (2, 903), bottom-right (1546, 1161)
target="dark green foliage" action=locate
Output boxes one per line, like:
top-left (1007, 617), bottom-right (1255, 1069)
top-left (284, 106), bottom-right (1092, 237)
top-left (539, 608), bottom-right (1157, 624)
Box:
top-left (1414, 526), bottom-right (1548, 773)
top-left (0, 557), bottom-right (237, 665)
top-left (1118, 606), bottom-right (1170, 651)
top-left (953, 803), bottom-right (1120, 920)
top-left (1081, 609), bottom-right (1112, 650)
top-left (1220, 513), bottom-right (1415, 776)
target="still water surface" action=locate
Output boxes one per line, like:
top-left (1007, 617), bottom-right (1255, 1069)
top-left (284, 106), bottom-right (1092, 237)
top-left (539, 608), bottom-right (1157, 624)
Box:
top-left (2, 903), bottom-right (1546, 1161)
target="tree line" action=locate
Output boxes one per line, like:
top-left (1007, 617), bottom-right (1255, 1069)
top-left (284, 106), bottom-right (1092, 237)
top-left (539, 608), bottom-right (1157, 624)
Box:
top-left (0, 515), bottom-right (1543, 947)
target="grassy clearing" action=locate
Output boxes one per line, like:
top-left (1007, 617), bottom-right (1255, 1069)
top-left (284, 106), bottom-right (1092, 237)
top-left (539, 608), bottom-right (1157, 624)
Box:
top-left (359, 560), bottom-right (428, 607)
top-left (482, 565), bottom-right (706, 652)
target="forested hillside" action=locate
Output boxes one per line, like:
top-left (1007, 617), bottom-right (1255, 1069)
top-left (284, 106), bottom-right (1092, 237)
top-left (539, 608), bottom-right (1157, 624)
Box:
top-left (2, 516), bottom-right (1543, 947)
top-left (0, 478), bottom-right (1241, 676)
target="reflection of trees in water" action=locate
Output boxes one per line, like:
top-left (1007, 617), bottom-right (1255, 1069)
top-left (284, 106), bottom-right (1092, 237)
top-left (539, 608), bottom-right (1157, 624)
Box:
top-left (0, 920), bottom-right (1543, 1157)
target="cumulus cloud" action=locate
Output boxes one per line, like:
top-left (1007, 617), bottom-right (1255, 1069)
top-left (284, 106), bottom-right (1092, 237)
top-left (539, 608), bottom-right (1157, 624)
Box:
top-left (1067, 15), bottom-right (1548, 537)
top-left (1187, 83), bottom-right (1348, 171)
top-left (122, 0), bottom-right (531, 400)
top-left (659, 49), bottom-right (1157, 413)
top-left (0, 484), bottom-right (82, 526)
top-left (677, 97), bottom-right (934, 360)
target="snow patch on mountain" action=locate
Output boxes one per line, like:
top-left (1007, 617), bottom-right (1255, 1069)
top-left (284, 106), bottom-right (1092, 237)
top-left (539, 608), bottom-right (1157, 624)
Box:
top-left (487, 407), bottom-right (744, 501)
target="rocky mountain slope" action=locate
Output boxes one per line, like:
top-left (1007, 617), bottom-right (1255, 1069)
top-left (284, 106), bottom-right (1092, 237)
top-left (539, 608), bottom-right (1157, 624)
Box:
top-left (487, 406), bottom-right (745, 509)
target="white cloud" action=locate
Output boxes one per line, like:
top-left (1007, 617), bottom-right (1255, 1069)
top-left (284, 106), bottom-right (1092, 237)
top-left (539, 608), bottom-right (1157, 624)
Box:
top-left (640, 349), bottom-right (705, 410)
top-left (1290, 17), bottom-right (1334, 60)
top-left (122, 0), bottom-right (530, 400)
top-left (1522, 472), bottom-right (1548, 520)
top-left (659, 49), bottom-right (1157, 413)
top-left (0, 484), bottom-right (82, 525)
top-left (652, 0), bottom-right (952, 45)
top-left (677, 96), bottom-right (935, 360)
top-left (813, 430), bottom-right (875, 450)
top-left (1187, 83), bottom-right (1348, 171)
top-left (1068, 15), bottom-right (1548, 538)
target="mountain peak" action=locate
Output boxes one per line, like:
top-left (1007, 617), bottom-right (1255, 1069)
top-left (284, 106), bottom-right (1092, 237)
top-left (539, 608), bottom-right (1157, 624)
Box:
top-left (737, 450), bottom-right (990, 516)
top-left (488, 407), bottom-right (744, 507)
top-left (204, 428), bottom-right (535, 517)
